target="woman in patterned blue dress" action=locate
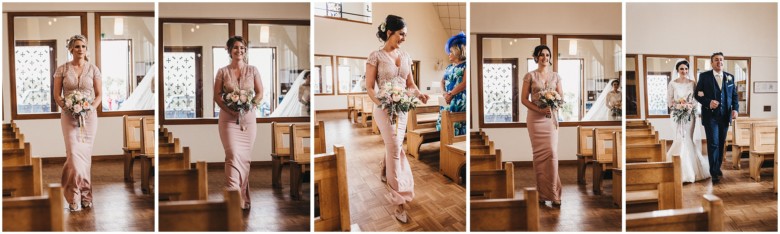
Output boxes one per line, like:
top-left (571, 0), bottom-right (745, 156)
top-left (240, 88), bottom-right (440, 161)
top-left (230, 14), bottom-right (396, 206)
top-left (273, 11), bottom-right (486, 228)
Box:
top-left (436, 32), bottom-right (467, 135)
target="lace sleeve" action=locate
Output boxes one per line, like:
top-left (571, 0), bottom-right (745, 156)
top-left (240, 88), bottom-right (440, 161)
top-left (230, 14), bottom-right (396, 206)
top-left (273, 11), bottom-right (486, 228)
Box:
top-left (92, 64), bottom-right (102, 83)
top-left (366, 50), bottom-right (379, 66)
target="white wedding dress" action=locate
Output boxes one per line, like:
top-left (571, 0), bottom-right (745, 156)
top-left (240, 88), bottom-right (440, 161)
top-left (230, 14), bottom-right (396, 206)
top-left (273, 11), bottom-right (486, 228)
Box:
top-left (666, 80), bottom-right (711, 183)
top-left (582, 80), bottom-right (620, 121)
top-left (269, 70), bottom-right (309, 117)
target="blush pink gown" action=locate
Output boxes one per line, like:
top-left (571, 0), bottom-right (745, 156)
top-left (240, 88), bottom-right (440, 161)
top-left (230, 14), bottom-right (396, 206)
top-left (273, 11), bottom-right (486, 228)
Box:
top-left (57, 62), bottom-right (100, 205)
top-left (525, 71), bottom-right (562, 202)
top-left (216, 65), bottom-right (260, 208)
top-left (368, 50), bottom-right (415, 205)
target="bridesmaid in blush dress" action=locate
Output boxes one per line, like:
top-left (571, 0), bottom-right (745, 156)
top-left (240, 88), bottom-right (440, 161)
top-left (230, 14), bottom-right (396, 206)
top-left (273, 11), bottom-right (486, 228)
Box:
top-left (366, 15), bottom-right (429, 223)
top-left (214, 36), bottom-right (264, 209)
top-left (53, 35), bottom-right (102, 212)
top-left (520, 45), bottom-right (563, 207)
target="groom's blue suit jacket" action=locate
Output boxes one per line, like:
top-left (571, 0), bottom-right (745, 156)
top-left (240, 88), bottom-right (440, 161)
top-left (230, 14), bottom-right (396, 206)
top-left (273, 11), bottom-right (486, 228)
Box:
top-left (694, 70), bottom-right (739, 123)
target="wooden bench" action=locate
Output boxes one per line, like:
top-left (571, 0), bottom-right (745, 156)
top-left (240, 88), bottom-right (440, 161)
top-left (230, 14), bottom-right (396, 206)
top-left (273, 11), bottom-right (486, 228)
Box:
top-left (626, 120), bottom-right (650, 128)
top-left (3, 157), bottom-right (42, 198)
top-left (123, 115), bottom-right (152, 182)
top-left (139, 117), bottom-right (155, 194)
top-left (471, 141), bottom-right (495, 155)
top-left (626, 141), bottom-right (667, 163)
top-left (470, 188), bottom-right (540, 231)
top-left (314, 121), bottom-right (326, 154)
top-left (732, 118), bottom-right (776, 169)
top-left (2, 130), bottom-right (24, 149)
top-left (592, 128), bottom-right (622, 195)
top-left (3, 143), bottom-right (32, 167)
top-left (440, 111), bottom-right (466, 183)
top-left (271, 122), bottom-right (291, 189)
top-left (626, 128), bottom-right (654, 137)
top-left (471, 162), bottom-right (514, 199)
top-left (471, 149), bottom-right (502, 171)
top-left (2, 184), bottom-right (64, 231)
top-left (406, 106), bottom-right (442, 159)
top-left (626, 194), bottom-right (723, 231)
top-left (159, 147), bottom-right (191, 170)
top-left (626, 133), bottom-right (659, 145)
top-left (290, 124), bottom-right (311, 200)
top-left (359, 96), bottom-right (373, 128)
top-left (626, 155), bottom-right (682, 212)
top-left (346, 95), bottom-right (356, 121)
top-left (314, 145), bottom-right (352, 231)
top-left (351, 96), bottom-right (364, 123)
top-left (749, 122), bottom-right (777, 181)
top-left (159, 161), bottom-right (207, 201)
top-left (159, 189), bottom-right (242, 231)
top-left (576, 126), bottom-right (621, 185)
top-left (612, 131), bottom-right (623, 207)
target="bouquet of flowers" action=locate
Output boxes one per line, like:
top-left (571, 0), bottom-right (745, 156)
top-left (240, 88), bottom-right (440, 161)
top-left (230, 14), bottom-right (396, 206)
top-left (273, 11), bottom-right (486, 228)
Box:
top-left (377, 82), bottom-right (420, 134)
top-left (64, 91), bottom-right (93, 128)
top-left (223, 89), bottom-right (258, 129)
top-left (611, 100), bottom-right (622, 117)
top-left (671, 94), bottom-right (696, 125)
top-left (534, 88), bottom-right (564, 118)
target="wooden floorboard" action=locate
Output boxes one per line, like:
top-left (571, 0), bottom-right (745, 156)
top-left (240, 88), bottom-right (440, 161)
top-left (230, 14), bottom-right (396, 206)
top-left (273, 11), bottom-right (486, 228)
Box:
top-left (317, 112), bottom-right (466, 231)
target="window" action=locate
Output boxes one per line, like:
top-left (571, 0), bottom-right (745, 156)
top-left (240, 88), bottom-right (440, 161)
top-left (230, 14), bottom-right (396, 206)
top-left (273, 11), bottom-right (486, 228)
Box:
top-left (336, 56), bottom-right (368, 94)
top-left (8, 13), bottom-right (86, 120)
top-left (643, 55), bottom-right (690, 118)
top-left (477, 34), bottom-right (544, 128)
top-left (314, 55), bottom-right (335, 95)
top-left (554, 35), bottom-right (622, 122)
top-left (314, 2), bottom-right (372, 24)
top-left (625, 54), bottom-right (640, 119)
top-left (694, 56), bottom-right (751, 116)
top-left (95, 13), bottom-right (155, 116)
top-left (160, 19), bottom-right (233, 124)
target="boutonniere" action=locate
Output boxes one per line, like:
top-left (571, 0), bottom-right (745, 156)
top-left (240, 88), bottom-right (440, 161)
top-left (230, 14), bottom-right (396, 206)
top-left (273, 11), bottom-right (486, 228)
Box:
top-left (727, 75), bottom-right (733, 82)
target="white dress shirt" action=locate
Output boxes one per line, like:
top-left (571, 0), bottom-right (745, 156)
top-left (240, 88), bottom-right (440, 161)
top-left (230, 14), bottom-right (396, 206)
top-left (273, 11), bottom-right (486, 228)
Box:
top-left (713, 70), bottom-right (723, 90)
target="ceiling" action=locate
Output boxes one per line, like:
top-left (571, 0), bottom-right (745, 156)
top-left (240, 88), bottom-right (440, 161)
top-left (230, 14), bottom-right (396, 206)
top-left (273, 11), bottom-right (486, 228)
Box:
top-left (433, 2), bottom-right (466, 36)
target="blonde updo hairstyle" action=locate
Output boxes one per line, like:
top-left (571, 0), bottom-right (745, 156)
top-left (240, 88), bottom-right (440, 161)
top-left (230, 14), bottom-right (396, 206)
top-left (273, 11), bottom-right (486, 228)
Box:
top-left (66, 34), bottom-right (89, 61)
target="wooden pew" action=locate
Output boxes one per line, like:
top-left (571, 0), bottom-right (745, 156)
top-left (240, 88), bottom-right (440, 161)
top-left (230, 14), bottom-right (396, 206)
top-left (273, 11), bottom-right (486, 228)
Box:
top-left (139, 117), bottom-right (155, 194)
top-left (612, 131), bottom-right (623, 207)
top-left (471, 162), bottom-right (514, 199)
top-left (123, 115), bottom-right (143, 182)
top-left (626, 133), bottom-right (659, 145)
top-left (290, 124), bottom-right (311, 200)
top-left (2, 184), bottom-right (64, 231)
top-left (440, 111), bottom-right (466, 183)
top-left (626, 141), bottom-right (667, 163)
top-left (159, 189), bottom-right (242, 231)
top-left (159, 161), bottom-right (208, 201)
top-left (2, 132), bottom-right (24, 149)
top-left (3, 143), bottom-right (32, 167)
top-left (346, 95), bottom-right (356, 121)
top-left (471, 141), bottom-right (495, 155)
top-left (626, 155), bottom-right (682, 211)
top-left (3, 157), bottom-right (42, 197)
top-left (626, 120), bottom-right (650, 129)
top-left (406, 105), bottom-right (441, 159)
top-left (626, 128), bottom-right (654, 137)
top-left (626, 194), bottom-right (723, 231)
top-left (592, 128), bottom-right (622, 195)
top-left (470, 187), bottom-right (540, 231)
top-left (732, 118), bottom-right (775, 169)
top-left (471, 149), bottom-right (502, 171)
top-left (352, 96), bottom-right (364, 123)
top-left (314, 145), bottom-right (352, 231)
top-left (359, 97), bottom-right (373, 128)
top-left (575, 126), bottom-right (594, 185)
top-left (271, 122), bottom-right (291, 189)
top-left (159, 147), bottom-right (191, 170)
top-left (314, 121), bottom-right (326, 154)
top-left (749, 122), bottom-right (777, 181)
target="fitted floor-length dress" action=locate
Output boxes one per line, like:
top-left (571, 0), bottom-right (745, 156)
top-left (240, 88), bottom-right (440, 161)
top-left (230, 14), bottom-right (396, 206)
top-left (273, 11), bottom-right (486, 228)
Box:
top-left (666, 80), bottom-right (711, 182)
top-left (58, 62), bottom-right (100, 205)
top-left (525, 70), bottom-right (562, 202)
top-left (369, 50), bottom-right (415, 205)
top-left (216, 65), bottom-right (260, 208)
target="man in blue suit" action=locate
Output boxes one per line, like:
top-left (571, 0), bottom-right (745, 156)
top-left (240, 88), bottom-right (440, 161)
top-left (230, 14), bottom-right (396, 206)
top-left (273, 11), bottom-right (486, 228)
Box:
top-left (694, 52), bottom-right (739, 183)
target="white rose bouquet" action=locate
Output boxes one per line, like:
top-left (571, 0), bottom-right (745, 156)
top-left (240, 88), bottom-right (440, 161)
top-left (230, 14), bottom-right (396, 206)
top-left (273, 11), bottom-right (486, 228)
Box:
top-left (534, 88), bottom-right (564, 118)
top-left (377, 82), bottom-right (420, 135)
top-left (223, 89), bottom-right (259, 129)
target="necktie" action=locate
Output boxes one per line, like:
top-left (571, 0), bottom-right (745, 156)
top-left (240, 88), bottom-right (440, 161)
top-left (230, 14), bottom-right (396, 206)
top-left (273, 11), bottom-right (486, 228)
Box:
top-left (715, 74), bottom-right (722, 89)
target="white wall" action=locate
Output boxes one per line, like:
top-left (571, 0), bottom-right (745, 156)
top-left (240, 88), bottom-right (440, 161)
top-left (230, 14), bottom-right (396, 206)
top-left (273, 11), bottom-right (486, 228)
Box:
top-left (314, 2), bottom-right (451, 111)
top-left (159, 3), bottom-right (310, 162)
top-left (470, 3), bottom-right (622, 162)
top-left (627, 3), bottom-right (778, 140)
top-left (2, 3), bottom-right (154, 158)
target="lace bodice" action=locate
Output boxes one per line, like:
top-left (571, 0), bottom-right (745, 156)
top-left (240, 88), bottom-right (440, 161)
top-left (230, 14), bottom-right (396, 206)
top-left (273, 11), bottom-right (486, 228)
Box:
top-left (55, 62), bottom-right (101, 99)
top-left (523, 70), bottom-right (561, 102)
top-left (216, 65), bottom-right (260, 93)
top-left (668, 80), bottom-right (696, 106)
top-left (367, 49), bottom-right (412, 93)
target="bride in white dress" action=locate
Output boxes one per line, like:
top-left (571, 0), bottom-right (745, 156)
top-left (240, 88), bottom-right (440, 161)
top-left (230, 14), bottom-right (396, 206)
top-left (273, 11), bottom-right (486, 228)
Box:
top-left (666, 60), bottom-right (711, 183)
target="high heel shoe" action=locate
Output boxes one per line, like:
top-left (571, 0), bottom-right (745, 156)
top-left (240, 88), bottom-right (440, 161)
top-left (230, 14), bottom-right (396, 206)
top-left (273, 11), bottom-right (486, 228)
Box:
top-left (394, 208), bottom-right (409, 223)
top-left (552, 201), bottom-right (562, 207)
top-left (68, 203), bottom-right (81, 212)
top-left (81, 200), bottom-right (92, 209)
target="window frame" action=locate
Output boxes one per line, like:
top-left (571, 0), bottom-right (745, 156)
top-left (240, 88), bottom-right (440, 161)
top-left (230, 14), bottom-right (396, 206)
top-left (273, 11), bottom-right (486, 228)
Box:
top-left (159, 18), bottom-right (235, 125)
top-left (94, 12), bottom-right (155, 117)
top-left (335, 55), bottom-right (369, 95)
top-left (693, 55), bottom-right (751, 117)
top-left (313, 54), bottom-right (336, 96)
top-left (625, 54), bottom-right (641, 119)
top-left (313, 2), bottom-right (372, 25)
top-left (7, 12), bottom-right (88, 120)
top-left (642, 54), bottom-right (691, 119)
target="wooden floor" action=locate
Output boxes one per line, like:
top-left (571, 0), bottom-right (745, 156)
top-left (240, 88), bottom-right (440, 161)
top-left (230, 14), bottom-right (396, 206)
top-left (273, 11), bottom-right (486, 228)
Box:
top-left (626, 147), bottom-right (778, 231)
top-left (205, 164), bottom-right (311, 232)
top-left (41, 159), bottom-right (154, 231)
top-left (514, 163), bottom-right (622, 231)
top-left (317, 112), bottom-right (466, 231)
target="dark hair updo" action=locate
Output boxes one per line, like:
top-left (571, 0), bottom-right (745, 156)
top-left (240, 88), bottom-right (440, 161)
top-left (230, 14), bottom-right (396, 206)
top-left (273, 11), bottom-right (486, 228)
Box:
top-left (532, 45), bottom-right (551, 65)
top-left (226, 36), bottom-right (246, 58)
top-left (611, 79), bottom-right (620, 86)
top-left (376, 15), bottom-right (406, 42)
top-left (675, 60), bottom-right (689, 71)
